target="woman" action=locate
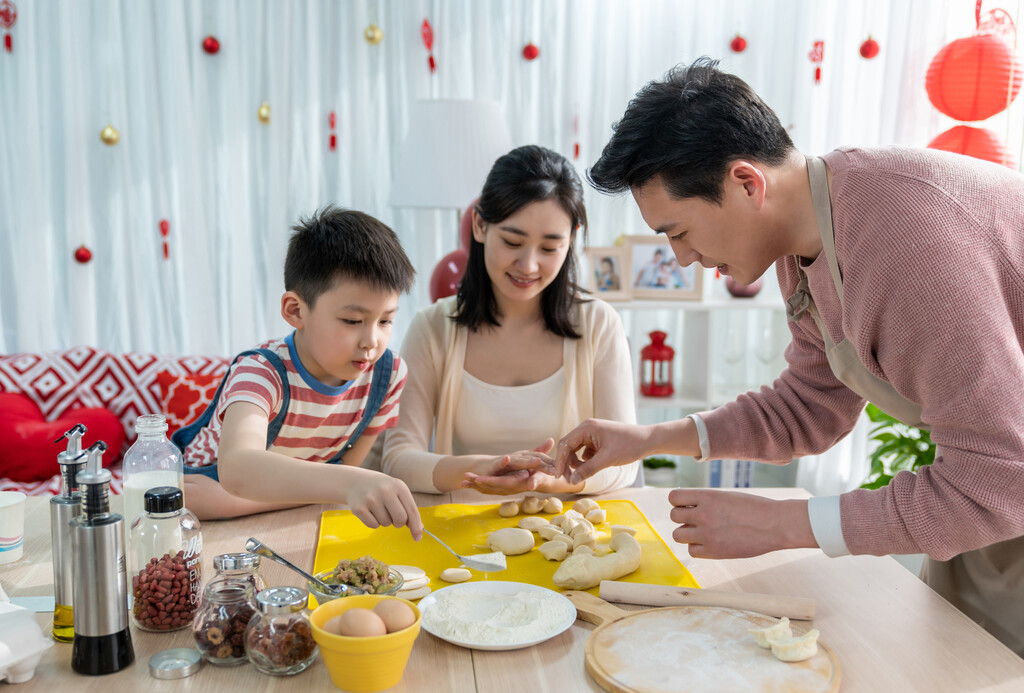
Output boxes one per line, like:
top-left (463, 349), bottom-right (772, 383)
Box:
top-left (382, 145), bottom-right (639, 496)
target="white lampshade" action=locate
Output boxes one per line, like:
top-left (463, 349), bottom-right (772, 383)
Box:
top-left (389, 99), bottom-right (513, 209)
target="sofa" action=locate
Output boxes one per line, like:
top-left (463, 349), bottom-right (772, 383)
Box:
top-left (0, 347), bottom-right (228, 495)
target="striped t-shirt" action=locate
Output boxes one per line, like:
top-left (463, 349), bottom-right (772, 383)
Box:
top-left (183, 333), bottom-right (407, 468)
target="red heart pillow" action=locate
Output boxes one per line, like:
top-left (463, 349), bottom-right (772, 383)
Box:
top-left (155, 371), bottom-right (220, 436)
top-left (0, 393), bottom-right (127, 482)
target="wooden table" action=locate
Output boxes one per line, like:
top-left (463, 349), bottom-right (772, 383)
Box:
top-left (4, 488), bottom-right (1023, 692)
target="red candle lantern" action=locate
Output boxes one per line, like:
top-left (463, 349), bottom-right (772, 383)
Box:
top-left (639, 331), bottom-right (674, 398)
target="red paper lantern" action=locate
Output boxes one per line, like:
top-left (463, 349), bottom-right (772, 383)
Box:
top-left (859, 36), bottom-right (880, 59)
top-left (429, 248), bottom-right (468, 303)
top-left (927, 125), bottom-right (1015, 167)
top-left (522, 42), bottom-right (540, 61)
top-left (925, 33), bottom-right (1022, 121)
top-left (202, 35), bottom-right (220, 55)
top-left (730, 34), bottom-right (747, 53)
top-left (74, 245), bottom-right (93, 264)
top-left (639, 331), bottom-right (674, 398)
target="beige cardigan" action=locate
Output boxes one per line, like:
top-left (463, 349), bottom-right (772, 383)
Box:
top-left (382, 295), bottom-right (639, 495)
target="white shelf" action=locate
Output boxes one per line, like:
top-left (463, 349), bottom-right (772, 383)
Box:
top-left (637, 393), bottom-right (706, 410)
top-left (610, 297), bottom-right (786, 312)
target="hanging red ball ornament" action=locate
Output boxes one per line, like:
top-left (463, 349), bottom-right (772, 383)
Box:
top-left (74, 245), bottom-right (93, 264)
top-left (859, 36), bottom-right (880, 59)
top-left (0, 0), bottom-right (16, 53)
top-left (202, 35), bottom-right (220, 55)
top-left (522, 42), bottom-right (540, 61)
top-left (926, 33), bottom-right (1022, 121)
top-left (429, 248), bottom-right (468, 303)
top-left (927, 125), bottom-right (1015, 168)
top-left (730, 34), bottom-right (747, 53)
top-left (159, 219), bottom-right (170, 236)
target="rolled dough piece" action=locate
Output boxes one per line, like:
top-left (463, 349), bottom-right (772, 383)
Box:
top-left (552, 533), bottom-right (642, 590)
top-left (439, 568), bottom-right (472, 583)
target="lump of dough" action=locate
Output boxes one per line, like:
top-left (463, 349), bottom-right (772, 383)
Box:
top-left (517, 516), bottom-right (550, 532)
top-left (486, 527), bottom-right (535, 555)
top-left (552, 533), bottom-right (642, 590)
top-left (498, 501), bottom-right (520, 517)
top-left (549, 514), bottom-right (567, 528)
top-left (769, 628), bottom-right (820, 662)
top-left (609, 525), bottom-right (637, 537)
top-left (542, 497), bottom-right (563, 514)
top-left (748, 617), bottom-right (791, 649)
top-left (572, 531), bottom-right (596, 549)
top-left (439, 568), bottom-right (472, 583)
top-left (538, 541), bottom-right (569, 561)
top-left (585, 508), bottom-right (607, 524)
top-left (563, 509), bottom-right (585, 523)
top-left (572, 545), bottom-right (596, 557)
top-left (572, 498), bottom-right (599, 515)
top-left (551, 533), bottom-right (574, 548)
top-left (538, 525), bottom-right (563, 541)
top-left (569, 520), bottom-right (594, 538)
top-left (521, 496), bottom-right (544, 514)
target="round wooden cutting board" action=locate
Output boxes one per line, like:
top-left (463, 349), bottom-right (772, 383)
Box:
top-left (565, 591), bottom-right (840, 693)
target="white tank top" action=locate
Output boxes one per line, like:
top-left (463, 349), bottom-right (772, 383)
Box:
top-left (452, 367), bottom-right (566, 456)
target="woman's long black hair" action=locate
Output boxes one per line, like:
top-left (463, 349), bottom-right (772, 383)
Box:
top-left (452, 145), bottom-right (588, 338)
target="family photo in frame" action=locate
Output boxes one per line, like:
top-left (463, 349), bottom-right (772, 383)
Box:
top-left (626, 236), bottom-right (702, 300)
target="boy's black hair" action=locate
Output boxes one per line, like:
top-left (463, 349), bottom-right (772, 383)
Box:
top-left (588, 57), bottom-right (794, 204)
top-left (453, 145), bottom-right (587, 339)
top-left (284, 206), bottom-right (415, 306)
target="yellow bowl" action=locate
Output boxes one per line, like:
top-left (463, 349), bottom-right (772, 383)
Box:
top-left (310, 595), bottom-right (421, 692)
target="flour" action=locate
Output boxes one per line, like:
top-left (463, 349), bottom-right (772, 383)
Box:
top-left (422, 589), bottom-right (575, 646)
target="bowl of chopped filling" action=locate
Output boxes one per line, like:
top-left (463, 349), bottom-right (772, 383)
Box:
top-left (309, 556), bottom-right (404, 605)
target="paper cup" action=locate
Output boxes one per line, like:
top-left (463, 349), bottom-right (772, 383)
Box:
top-left (0, 492), bottom-right (26, 564)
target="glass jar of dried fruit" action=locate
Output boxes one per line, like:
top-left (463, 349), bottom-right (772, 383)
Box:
top-left (212, 552), bottom-right (267, 594)
top-left (192, 579), bottom-right (258, 666)
top-left (244, 587), bottom-right (318, 676)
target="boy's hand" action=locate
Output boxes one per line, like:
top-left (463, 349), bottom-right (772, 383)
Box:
top-left (345, 471), bottom-right (423, 541)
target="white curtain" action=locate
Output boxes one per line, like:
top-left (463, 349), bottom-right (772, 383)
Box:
top-left (1, 0), bottom-right (1017, 491)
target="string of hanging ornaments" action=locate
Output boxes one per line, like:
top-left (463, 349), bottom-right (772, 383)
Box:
top-left (925, 0), bottom-right (1021, 167)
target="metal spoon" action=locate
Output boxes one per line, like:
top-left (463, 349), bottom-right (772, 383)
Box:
top-left (422, 529), bottom-right (507, 572)
top-left (244, 537), bottom-right (363, 596)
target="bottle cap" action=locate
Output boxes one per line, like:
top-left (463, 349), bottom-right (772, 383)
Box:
top-left (143, 486), bottom-right (184, 514)
top-left (148, 647), bottom-right (202, 679)
top-left (214, 552), bottom-right (261, 572)
top-left (256, 586), bottom-right (308, 616)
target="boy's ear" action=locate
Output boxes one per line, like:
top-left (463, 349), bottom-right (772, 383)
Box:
top-left (471, 208), bottom-right (487, 244)
top-left (281, 291), bottom-right (306, 329)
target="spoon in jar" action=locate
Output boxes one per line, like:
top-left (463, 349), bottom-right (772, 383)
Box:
top-left (244, 537), bottom-right (363, 596)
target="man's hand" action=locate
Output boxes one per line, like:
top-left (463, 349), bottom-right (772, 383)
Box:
top-left (554, 419), bottom-right (654, 483)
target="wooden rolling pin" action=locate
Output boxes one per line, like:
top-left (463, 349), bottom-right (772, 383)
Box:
top-left (599, 580), bottom-right (815, 620)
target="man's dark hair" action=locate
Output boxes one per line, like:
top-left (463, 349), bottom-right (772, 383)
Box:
top-left (453, 145), bottom-right (588, 339)
top-left (284, 206), bottom-right (415, 306)
top-left (588, 57), bottom-right (794, 204)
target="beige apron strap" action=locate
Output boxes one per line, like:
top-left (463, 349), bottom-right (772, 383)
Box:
top-left (805, 157), bottom-right (844, 303)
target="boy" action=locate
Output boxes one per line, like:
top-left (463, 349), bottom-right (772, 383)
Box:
top-left (181, 206), bottom-right (423, 540)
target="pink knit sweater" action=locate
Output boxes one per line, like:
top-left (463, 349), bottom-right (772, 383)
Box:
top-left (701, 146), bottom-right (1024, 560)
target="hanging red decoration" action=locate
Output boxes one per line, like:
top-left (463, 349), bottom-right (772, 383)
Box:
top-left (927, 125), bottom-right (1015, 168)
top-left (429, 248), bottom-right (468, 303)
top-left (202, 35), bottom-right (220, 55)
top-left (730, 34), bottom-right (747, 53)
top-left (925, 32), bottom-right (1021, 121)
top-left (859, 36), bottom-right (880, 59)
top-left (808, 40), bottom-right (824, 84)
top-left (328, 111), bottom-right (337, 152)
top-left (573, 103), bottom-right (580, 161)
top-left (159, 219), bottom-right (170, 260)
top-left (74, 245), bottom-right (93, 264)
top-left (522, 42), bottom-right (540, 61)
top-left (421, 19), bottom-right (436, 73)
top-left (639, 331), bottom-right (674, 398)
top-left (0, 0), bottom-right (15, 53)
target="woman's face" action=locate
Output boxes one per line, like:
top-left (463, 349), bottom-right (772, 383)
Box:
top-left (473, 198), bottom-right (574, 307)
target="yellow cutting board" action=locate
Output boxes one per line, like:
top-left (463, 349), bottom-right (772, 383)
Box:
top-left (313, 500), bottom-right (699, 600)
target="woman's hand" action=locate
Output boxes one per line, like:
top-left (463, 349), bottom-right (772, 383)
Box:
top-left (459, 439), bottom-right (559, 495)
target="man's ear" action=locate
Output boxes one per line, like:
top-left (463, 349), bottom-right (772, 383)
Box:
top-left (471, 208), bottom-right (487, 244)
top-left (728, 160), bottom-right (767, 209)
top-left (281, 291), bottom-right (306, 329)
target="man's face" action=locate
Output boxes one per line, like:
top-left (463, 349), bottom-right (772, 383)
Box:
top-left (631, 175), bottom-right (772, 286)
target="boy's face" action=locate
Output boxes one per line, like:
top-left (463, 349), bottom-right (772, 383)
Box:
top-left (282, 278), bottom-right (399, 386)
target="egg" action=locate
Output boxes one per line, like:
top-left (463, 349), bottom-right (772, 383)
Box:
top-left (329, 607), bottom-right (387, 637)
top-left (373, 599), bottom-right (416, 633)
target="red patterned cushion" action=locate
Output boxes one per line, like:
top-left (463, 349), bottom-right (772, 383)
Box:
top-left (155, 371), bottom-right (221, 435)
top-left (0, 393), bottom-right (126, 482)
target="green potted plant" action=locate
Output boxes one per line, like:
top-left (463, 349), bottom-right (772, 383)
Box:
top-left (860, 404), bottom-right (935, 489)
top-left (642, 456), bottom-right (678, 487)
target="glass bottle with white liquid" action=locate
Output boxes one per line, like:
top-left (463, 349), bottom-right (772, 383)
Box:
top-left (122, 415), bottom-right (183, 529)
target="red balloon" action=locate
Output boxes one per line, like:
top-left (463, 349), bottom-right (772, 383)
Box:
top-left (74, 245), bottom-right (93, 264)
top-left (859, 37), bottom-right (880, 59)
top-left (522, 43), bottom-right (540, 61)
top-left (460, 198), bottom-right (479, 251)
top-left (429, 248), bottom-right (469, 303)
top-left (730, 35), bottom-right (747, 53)
top-left (927, 125), bottom-right (1015, 168)
top-left (725, 276), bottom-right (763, 298)
top-left (202, 35), bottom-right (220, 55)
top-left (926, 34), bottom-right (1022, 121)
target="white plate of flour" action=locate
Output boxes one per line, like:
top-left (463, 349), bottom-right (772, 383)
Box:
top-left (418, 581), bottom-right (577, 651)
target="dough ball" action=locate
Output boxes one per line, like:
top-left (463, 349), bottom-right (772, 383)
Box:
top-left (538, 541), bottom-right (569, 561)
top-left (572, 545), bottom-right (596, 557)
top-left (521, 496), bottom-right (544, 514)
top-left (517, 516), bottom-right (550, 532)
top-left (572, 531), bottom-right (597, 549)
top-left (498, 501), bottom-right (520, 517)
top-left (538, 525), bottom-right (563, 541)
top-left (585, 508), bottom-right (607, 524)
top-left (549, 514), bottom-right (567, 528)
top-left (551, 533), bottom-right (574, 548)
top-left (572, 498), bottom-right (599, 515)
top-left (542, 497), bottom-right (563, 514)
top-left (563, 509), bottom-right (585, 523)
top-left (486, 527), bottom-right (535, 555)
top-left (609, 525), bottom-right (638, 537)
top-left (439, 568), bottom-right (472, 583)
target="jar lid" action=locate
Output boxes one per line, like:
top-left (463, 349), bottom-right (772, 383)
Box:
top-left (256, 586), bottom-right (308, 616)
top-left (214, 552), bottom-right (261, 571)
top-left (148, 647), bottom-right (202, 679)
top-left (144, 486), bottom-right (183, 514)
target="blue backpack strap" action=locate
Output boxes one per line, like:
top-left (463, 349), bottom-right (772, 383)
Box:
top-left (326, 349), bottom-right (394, 465)
top-left (178, 348), bottom-right (291, 481)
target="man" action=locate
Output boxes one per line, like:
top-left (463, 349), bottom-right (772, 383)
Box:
top-left (555, 58), bottom-right (1024, 655)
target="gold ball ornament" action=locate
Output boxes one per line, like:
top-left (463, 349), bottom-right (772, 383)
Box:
top-left (364, 23), bottom-right (383, 45)
top-left (257, 102), bottom-right (271, 124)
top-left (100, 124), bottom-right (120, 146)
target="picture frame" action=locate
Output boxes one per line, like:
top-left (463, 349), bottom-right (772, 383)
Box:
top-left (626, 235), bottom-right (703, 301)
top-left (582, 246), bottom-right (631, 301)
